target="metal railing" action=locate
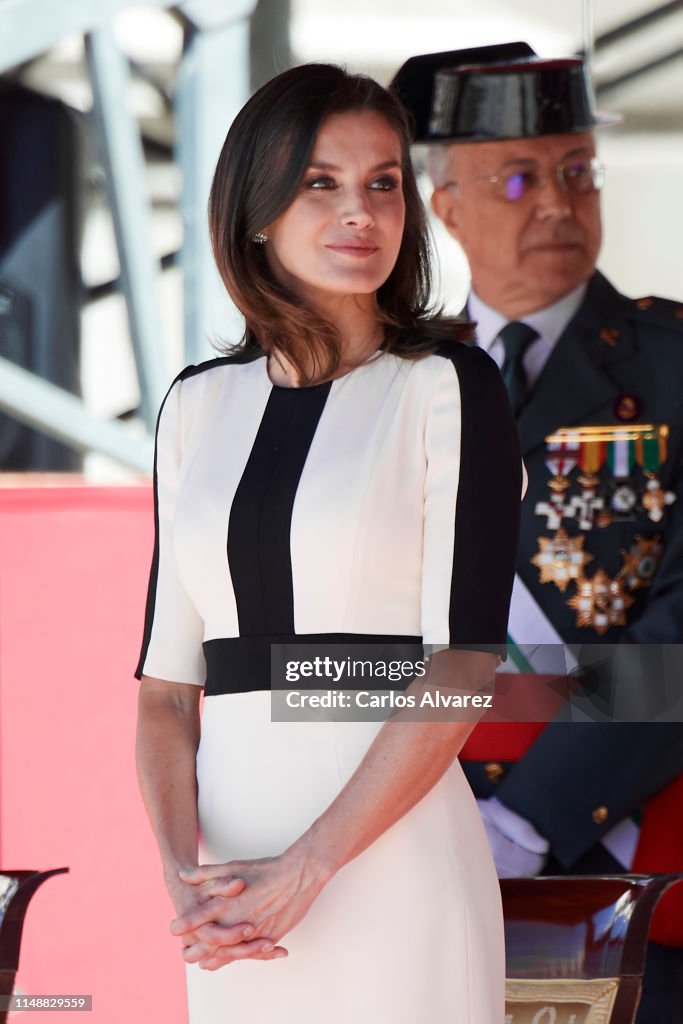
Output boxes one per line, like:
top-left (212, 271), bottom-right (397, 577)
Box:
top-left (0, 0), bottom-right (257, 471)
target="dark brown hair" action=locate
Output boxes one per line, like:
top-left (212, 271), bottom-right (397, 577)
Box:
top-left (208, 63), bottom-right (470, 383)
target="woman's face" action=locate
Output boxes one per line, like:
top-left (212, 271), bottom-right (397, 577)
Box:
top-left (263, 110), bottom-right (406, 308)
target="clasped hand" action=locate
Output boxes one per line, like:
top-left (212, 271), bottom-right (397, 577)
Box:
top-left (169, 847), bottom-right (327, 970)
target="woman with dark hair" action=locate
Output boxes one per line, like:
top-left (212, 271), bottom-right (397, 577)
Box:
top-left (135, 63), bottom-right (521, 1023)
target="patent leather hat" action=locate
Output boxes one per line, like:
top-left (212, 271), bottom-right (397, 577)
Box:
top-left (390, 42), bottom-right (621, 144)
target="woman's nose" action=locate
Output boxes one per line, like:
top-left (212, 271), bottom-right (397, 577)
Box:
top-left (339, 188), bottom-right (375, 229)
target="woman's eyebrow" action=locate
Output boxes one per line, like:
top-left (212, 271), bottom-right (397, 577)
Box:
top-left (306, 160), bottom-right (402, 172)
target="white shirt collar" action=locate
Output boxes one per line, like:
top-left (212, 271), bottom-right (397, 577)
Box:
top-left (469, 282), bottom-right (588, 353)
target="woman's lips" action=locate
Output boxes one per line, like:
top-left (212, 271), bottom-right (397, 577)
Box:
top-left (326, 243), bottom-right (379, 257)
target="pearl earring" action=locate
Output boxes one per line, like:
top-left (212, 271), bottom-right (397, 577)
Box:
top-left (252, 232), bottom-right (268, 244)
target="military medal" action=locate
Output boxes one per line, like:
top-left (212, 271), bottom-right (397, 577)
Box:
top-left (564, 443), bottom-right (601, 532)
top-left (610, 482), bottom-right (638, 515)
top-left (642, 478), bottom-right (676, 523)
top-left (619, 536), bottom-right (662, 591)
top-left (569, 473), bottom-right (605, 530)
top-left (606, 434), bottom-right (638, 520)
top-left (534, 424), bottom-right (673, 635)
top-left (636, 426), bottom-right (676, 522)
top-left (567, 570), bottom-right (635, 634)
top-left (535, 439), bottom-right (578, 529)
top-left (568, 437), bottom-right (607, 529)
top-left (534, 477), bottom-right (575, 530)
top-left (531, 528), bottom-right (593, 592)
top-left (541, 430), bottom-right (607, 530)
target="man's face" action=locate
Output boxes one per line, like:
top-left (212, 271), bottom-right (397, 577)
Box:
top-left (430, 132), bottom-right (602, 317)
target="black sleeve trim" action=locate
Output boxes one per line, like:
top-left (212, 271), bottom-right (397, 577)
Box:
top-left (444, 345), bottom-right (522, 652)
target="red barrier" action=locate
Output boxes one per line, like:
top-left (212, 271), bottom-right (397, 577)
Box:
top-left (4, 481), bottom-right (678, 1019)
top-left (0, 483), bottom-right (186, 1024)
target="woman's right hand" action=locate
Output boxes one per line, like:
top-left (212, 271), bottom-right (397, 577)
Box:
top-left (166, 873), bottom-right (283, 964)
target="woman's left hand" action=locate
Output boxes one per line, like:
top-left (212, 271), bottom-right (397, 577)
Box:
top-left (170, 842), bottom-right (332, 970)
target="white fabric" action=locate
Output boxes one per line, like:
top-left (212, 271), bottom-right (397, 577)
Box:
top-left (188, 692), bottom-right (505, 1024)
top-left (420, 360), bottom-right (461, 646)
top-left (469, 282), bottom-right (587, 387)
top-left (482, 796), bottom-right (549, 855)
top-left (601, 816), bottom-right (640, 870)
top-left (141, 380), bottom-right (208, 685)
top-left (499, 574), bottom-right (579, 675)
top-left (142, 352), bottom-right (509, 1023)
top-left (141, 353), bottom-right (476, 679)
top-left (477, 797), bottom-right (549, 878)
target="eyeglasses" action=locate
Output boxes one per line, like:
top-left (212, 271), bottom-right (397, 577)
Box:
top-left (463, 157), bottom-right (605, 202)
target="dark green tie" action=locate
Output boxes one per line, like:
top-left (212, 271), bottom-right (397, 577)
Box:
top-left (499, 321), bottom-right (539, 415)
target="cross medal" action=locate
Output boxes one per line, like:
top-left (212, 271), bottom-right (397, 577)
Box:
top-left (535, 440), bottom-right (579, 529)
top-left (636, 425), bottom-right (676, 523)
top-left (568, 473), bottom-right (605, 530)
top-left (568, 438), bottom-right (607, 530)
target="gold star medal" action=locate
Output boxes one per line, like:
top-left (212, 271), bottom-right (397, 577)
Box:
top-left (531, 528), bottom-right (593, 592)
top-left (567, 570), bottom-right (635, 634)
top-left (619, 536), bottom-right (663, 591)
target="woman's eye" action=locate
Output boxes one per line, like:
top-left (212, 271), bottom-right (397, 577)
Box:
top-left (302, 174), bottom-right (400, 192)
top-left (305, 176), bottom-right (337, 190)
top-left (370, 176), bottom-right (400, 191)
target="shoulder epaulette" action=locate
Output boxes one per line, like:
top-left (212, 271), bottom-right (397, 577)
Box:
top-left (629, 294), bottom-right (683, 331)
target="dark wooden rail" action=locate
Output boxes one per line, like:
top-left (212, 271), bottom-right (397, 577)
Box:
top-left (0, 869), bottom-right (69, 1023)
top-left (501, 874), bottom-right (683, 1023)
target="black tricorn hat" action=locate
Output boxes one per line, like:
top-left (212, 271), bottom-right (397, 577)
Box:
top-left (390, 42), bottom-right (621, 144)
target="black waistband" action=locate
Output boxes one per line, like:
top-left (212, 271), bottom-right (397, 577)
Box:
top-left (202, 634), bottom-right (424, 696)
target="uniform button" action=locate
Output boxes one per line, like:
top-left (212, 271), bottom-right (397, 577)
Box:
top-left (614, 394), bottom-right (642, 422)
top-left (484, 762), bottom-right (505, 783)
top-left (599, 328), bottom-right (620, 347)
top-left (592, 806), bottom-right (609, 824)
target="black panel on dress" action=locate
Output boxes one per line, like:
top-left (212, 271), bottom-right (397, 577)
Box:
top-left (442, 345), bottom-right (522, 653)
top-left (203, 634), bottom-right (424, 697)
top-left (228, 383), bottom-right (332, 636)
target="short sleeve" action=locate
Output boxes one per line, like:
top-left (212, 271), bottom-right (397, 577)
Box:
top-left (421, 348), bottom-right (522, 657)
top-left (135, 376), bottom-right (206, 685)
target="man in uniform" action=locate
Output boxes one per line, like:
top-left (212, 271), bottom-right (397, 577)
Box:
top-left (392, 44), bottom-right (683, 1022)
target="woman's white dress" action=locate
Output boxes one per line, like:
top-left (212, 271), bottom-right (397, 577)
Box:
top-left (136, 346), bottom-right (522, 1024)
